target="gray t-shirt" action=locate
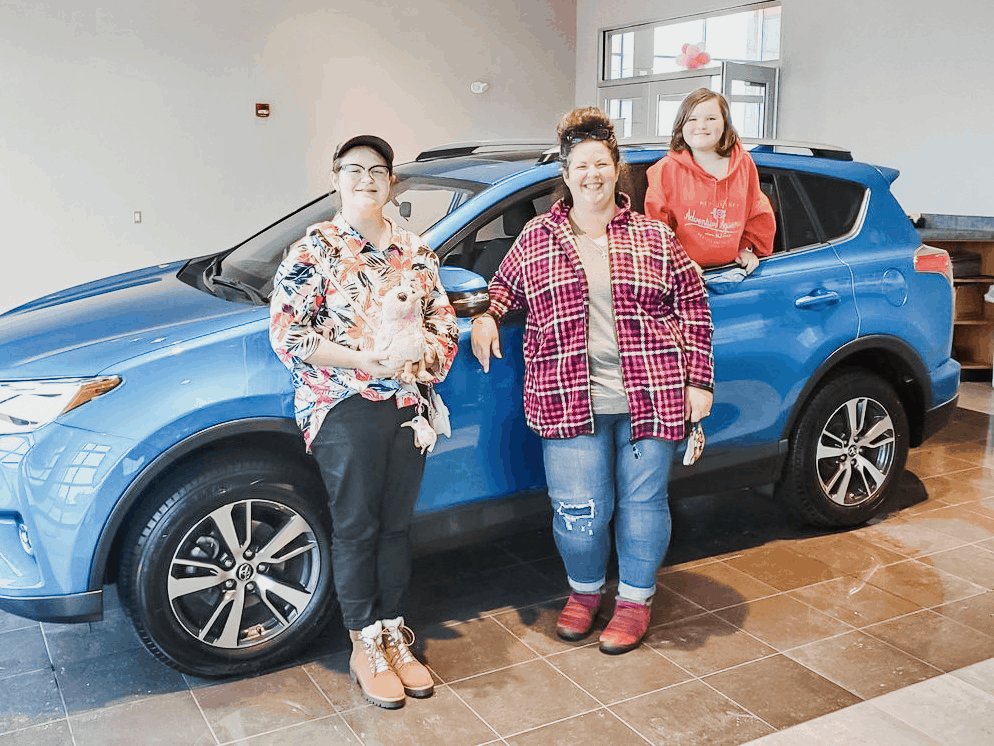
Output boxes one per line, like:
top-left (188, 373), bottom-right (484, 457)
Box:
top-left (572, 229), bottom-right (629, 415)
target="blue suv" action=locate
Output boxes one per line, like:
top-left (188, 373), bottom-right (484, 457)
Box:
top-left (0, 140), bottom-right (959, 676)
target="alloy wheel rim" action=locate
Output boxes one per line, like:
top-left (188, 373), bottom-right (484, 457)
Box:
top-left (166, 497), bottom-right (321, 649)
top-left (815, 396), bottom-right (896, 507)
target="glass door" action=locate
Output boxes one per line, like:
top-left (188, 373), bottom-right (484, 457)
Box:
top-left (721, 61), bottom-right (778, 138)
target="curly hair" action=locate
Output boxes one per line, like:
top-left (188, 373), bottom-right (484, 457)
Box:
top-left (555, 107), bottom-right (624, 206)
top-left (669, 89), bottom-right (739, 157)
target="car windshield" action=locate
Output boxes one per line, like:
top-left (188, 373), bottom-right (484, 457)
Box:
top-left (207, 174), bottom-right (483, 301)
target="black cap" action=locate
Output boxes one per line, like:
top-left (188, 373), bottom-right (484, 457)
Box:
top-left (333, 135), bottom-right (394, 172)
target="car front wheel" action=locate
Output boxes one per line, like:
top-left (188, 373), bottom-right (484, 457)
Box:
top-left (119, 452), bottom-right (334, 677)
top-left (778, 370), bottom-right (909, 527)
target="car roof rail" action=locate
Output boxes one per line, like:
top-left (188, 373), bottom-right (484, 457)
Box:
top-left (742, 138), bottom-right (852, 161)
top-left (416, 140), bottom-right (555, 161)
top-left (538, 138), bottom-right (852, 164)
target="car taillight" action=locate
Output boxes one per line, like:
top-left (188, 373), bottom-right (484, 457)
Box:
top-left (914, 245), bottom-right (953, 284)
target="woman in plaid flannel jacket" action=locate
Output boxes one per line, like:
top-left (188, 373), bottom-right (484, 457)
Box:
top-left (471, 108), bottom-right (714, 655)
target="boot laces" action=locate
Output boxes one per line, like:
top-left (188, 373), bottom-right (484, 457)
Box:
top-left (383, 623), bottom-right (417, 666)
top-left (359, 631), bottom-right (391, 675)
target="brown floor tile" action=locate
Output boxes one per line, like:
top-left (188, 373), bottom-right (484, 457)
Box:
top-left (448, 659), bottom-right (599, 737)
top-left (70, 692), bottom-right (214, 746)
top-left (420, 616), bottom-right (539, 683)
top-left (704, 654), bottom-right (862, 730)
top-left (787, 575), bottom-right (922, 627)
top-left (979, 537), bottom-right (994, 552)
top-left (723, 545), bottom-right (842, 591)
top-left (0, 627), bottom-right (50, 680)
top-left (948, 465), bottom-right (994, 491)
top-left (0, 670), bottom-right (64, 735)
top-left (341, 687), bottom-right (495, 746)
top-left (491, 599), bottom-right (599, 657)
top-left (784, 630), bottom-right (941, 699)
top-left (905, 449), bottom-right (977, 479)
top-left (54, 647), bottom-right (188, 715)
top-left (788, 532), bottom-right (906, 577)
top-left (925, 439), bottom-right (994, 467)
top-left (192, 666), bottom-right (333, 743)
top-left (657, 561), bottom-right (779, 610)
top-left (0, 720), bottom-right (73, 746)
top-left (609, 679), bottom-right (774, 746)
top-left (506, 709), bottom-right (648, 746)
top-left (713, 594), bottom-right (853, 651)
top-left (40, 606), bottom-right (143, 665)
top-left (900, 504), bottom-right (994, 543)
top-left (230, 714), bottom-right (359, 745)
top-left (547, 643), bottom-right (689, 704)
top-left (646, 584), bottom-right (709, 626)
top-left (853, 520), bottom-right (965, 558)
top-left (303, 651), bottom-right (378, 713)
top-left (918, 474), bottom-right (994, 506)
top-left (915, 544), bottom-right (994, 588)
top-left (0, 613), bottom-right (36, 635)
top-left (933, 589), bottom-right (994, 634)
top-left (646, 611), bottom-right (776, 677)
top-left (861, 558), bottom-right (986, 607)
top-left (863, 609), bottom-right (994, 671)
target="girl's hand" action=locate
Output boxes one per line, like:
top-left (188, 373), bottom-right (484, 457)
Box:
top-left (735, 248), bottom-right (759, 274)
top-left (354, 349), bottom-right (397, 378)
top-left (685, 385), bottom-right (713, 423)
top-left (471, 315), bottom-right (501, 373)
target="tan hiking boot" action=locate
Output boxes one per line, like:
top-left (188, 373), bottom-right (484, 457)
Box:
top-left (381, 616), bottom-right (435, 698)
top-left (349, 621), bottom-right (405, 709)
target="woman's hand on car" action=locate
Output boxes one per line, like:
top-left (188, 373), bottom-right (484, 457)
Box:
top-left (685, 385), bottom-right (713, 423)
top-left (471, 315), bottom-right (501, 373)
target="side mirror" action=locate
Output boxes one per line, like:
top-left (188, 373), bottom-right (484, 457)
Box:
top-left (399, 201), bottom-right (412, 219)
top-left (439, 266), bottom-right (490, 318)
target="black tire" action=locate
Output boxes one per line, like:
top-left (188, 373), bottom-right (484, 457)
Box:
top-left (119, 452), bottom-right (334, 677)
top-left (777, 370), bottom-right (909, 527)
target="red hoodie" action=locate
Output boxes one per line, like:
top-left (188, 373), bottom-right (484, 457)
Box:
top-left (644, 142), bottom-right (775, 267)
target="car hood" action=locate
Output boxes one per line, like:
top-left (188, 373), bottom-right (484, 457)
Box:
top-left (0, 262), bottom-right (253, 379)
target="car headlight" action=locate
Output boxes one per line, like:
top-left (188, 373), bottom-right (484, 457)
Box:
top-left (0, 377), bottom-right (122, 434)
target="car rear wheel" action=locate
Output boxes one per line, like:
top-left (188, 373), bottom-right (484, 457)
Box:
top-left (778, 370), bottom-right (909, 527)
top-left (119, 452), bottom-right (334, 677)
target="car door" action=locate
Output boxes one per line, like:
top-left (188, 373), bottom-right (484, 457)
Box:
top-left (677, 169), bottom-right (860, 489)
top-left (417, 187), bottom-right (556, 513)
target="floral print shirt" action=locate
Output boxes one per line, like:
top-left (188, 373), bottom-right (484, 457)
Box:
top-left (270, 213), bottom-right (459, 450)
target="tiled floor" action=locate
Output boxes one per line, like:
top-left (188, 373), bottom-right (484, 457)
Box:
top-left (3, 384), bottom-right (994, 745)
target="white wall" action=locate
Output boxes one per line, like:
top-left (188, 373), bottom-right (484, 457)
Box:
top-left (576, 0), bottom-right (994, 217)
top-left (0, 0), bottom-right (576, 312)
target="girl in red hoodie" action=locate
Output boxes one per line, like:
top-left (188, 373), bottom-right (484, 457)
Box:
top-left (645, 89), bottom-right (775, 274)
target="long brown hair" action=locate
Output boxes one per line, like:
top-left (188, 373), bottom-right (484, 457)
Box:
top-left (669, 89), bottom-right (739, 157)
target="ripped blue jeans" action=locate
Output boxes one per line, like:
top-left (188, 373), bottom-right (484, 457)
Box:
top-left (542, 414), bottom-right (677, 602)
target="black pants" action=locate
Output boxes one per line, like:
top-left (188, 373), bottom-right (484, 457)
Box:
top-left (310, 394), bottom-right (426, 630)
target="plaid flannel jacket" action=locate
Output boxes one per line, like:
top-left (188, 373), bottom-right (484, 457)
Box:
top-left (487, 195), bottom-right (714, 442)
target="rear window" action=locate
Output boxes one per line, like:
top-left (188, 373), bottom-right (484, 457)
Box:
top-left (796, 173), bottom-right (865, 241)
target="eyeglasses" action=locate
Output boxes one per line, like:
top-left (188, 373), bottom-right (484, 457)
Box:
top-left (338, 164), bottom-right (391, 179)
top-left (562, 127), bottom-right (614, 146)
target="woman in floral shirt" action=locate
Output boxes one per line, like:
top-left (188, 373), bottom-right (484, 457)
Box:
top-left (270, 135), bottom-right (458, 709)
top-left (471, 110), bottom-right (713, 656)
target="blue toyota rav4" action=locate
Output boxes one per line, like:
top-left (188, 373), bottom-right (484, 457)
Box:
top-left (0, 140), bottom-right (959, 676)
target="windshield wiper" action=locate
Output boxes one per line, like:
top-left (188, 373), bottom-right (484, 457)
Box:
top-left (209, 276), bottom-right (269, 305)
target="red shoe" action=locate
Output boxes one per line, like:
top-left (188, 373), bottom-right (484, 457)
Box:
top-left (555, 592), bottom-right (602, 641)
top-left (599, 599), bottom-right (651, 654)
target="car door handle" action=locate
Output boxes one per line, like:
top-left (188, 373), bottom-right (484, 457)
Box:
top-left (795, 289), bottom-right (841, 310)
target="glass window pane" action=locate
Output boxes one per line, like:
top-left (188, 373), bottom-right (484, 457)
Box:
top-left (653, 20), bottom-right (704, 74)
top-left (777, 176), bottom-right (819, 250)
top-left (656, 98), bottom-right (683, 137)
top-left (796, 174), bottom-right (866, 241)
top-left (762, 7), bottom-right (782, 60)
top-left (607, 98), bottom-right (635, 139)
top-left (608, 31), bottom-right (634, 79)
top-left (730, 101), bottom-right (763, 138)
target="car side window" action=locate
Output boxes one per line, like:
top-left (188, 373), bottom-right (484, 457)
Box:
top-left (441, 189), bottom-right (554, 281)
top-left (795, 173), bottom-right (866, 241)
top-left (775, 174), bottom-right (820, 251)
